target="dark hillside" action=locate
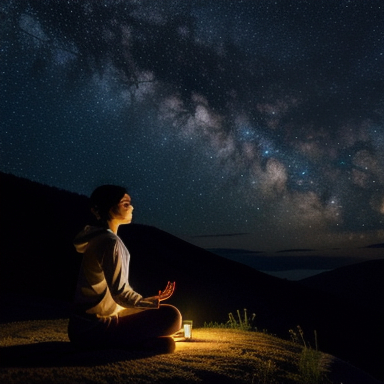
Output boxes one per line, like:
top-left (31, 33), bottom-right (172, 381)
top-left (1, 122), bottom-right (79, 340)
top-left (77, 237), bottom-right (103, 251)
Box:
top-left (0, 172), bottom-right (383, 381)
top-left (299, 258), bottom-right (384, 313)
top-left (118, 224), bottom-right (384, 381)
top-left (0, 172), bottom-right (92, 301)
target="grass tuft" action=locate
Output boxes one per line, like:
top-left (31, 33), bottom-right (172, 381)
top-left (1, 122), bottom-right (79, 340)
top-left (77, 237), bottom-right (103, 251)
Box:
top-left (205, 312), bottom-right (330, 384)
top-left (289, 326), bottom-right (328, 384)
top-left (204, 308), bottom-right (257, 331)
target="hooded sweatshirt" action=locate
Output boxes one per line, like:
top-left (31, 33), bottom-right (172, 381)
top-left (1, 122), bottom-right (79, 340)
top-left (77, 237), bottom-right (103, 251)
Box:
top-left (72, 225), bottom-right (158, 318)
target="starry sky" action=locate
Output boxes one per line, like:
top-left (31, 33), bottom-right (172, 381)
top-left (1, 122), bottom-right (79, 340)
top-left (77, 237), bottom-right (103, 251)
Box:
top-left (1, 0), bottom-right (384, 254)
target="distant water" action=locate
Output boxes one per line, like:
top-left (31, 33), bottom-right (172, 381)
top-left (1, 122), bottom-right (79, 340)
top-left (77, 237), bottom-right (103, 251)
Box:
top-left (262, 269), bottom-right (331, 281)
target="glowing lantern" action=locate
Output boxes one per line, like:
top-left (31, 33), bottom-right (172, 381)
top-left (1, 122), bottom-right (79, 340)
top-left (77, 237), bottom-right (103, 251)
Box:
top-left (183, 320), bottom-right (193, 340)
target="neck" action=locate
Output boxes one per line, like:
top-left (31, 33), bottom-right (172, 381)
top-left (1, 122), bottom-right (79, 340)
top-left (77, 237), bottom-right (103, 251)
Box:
top-left (107, 220), bottom-right (119, 234)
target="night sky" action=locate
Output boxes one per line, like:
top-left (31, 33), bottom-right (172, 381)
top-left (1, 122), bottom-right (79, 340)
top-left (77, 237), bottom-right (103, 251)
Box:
top-left (1, 0), bottom-right (384, 254)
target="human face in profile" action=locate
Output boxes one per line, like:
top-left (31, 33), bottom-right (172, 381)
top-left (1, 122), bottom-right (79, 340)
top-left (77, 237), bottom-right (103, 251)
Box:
top-left (109, 194), bottom-right (134, 225)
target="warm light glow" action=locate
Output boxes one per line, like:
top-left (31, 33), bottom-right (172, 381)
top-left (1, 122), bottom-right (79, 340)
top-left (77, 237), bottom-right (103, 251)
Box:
top-left (184, 324), bottom-right (192, 338)
top-left (183, 320), bottom-right (193, 340)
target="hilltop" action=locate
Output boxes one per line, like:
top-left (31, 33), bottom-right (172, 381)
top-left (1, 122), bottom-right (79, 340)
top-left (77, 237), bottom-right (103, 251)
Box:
top-left (0, 172), bottom-right (383, 381)
top-left (0, 317), bottom-right (382, 384)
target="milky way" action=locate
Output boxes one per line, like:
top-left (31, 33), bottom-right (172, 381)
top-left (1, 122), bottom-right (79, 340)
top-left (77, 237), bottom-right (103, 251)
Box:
top-left (1, 0), bottom-right (384, 251)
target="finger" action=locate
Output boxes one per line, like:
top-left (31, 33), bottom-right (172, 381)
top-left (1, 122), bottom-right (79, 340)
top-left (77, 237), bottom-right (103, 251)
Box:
top-left (159, 282), bottom-right (175, 300)
top-left (163, 282), bottom-right (170, 292)
top-left (159, 288), bottom-right (173, 300)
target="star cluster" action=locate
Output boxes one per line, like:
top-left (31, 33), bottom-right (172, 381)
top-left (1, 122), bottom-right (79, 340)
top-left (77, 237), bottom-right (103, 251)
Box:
top-left (1, 0), bottom-right (384, 251)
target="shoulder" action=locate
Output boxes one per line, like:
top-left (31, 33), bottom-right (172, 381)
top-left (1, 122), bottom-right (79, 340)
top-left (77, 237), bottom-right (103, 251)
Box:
top-left (82, 227), bottom-right (118, 249)
top-left (96, 229), bottom-right (119, 246)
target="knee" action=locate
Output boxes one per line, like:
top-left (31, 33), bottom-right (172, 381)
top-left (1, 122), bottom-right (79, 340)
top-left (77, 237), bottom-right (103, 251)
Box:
top-left (160, 304), bottom-right (182, 320)
top-left (159, 304), bottom-right (182, 330)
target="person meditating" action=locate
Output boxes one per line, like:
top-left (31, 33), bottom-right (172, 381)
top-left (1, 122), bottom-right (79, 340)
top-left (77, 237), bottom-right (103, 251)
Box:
top-left (68, 185), bottom-right (182, 353)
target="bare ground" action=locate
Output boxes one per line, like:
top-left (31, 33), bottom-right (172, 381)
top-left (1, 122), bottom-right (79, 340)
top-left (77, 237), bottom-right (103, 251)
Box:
top-left (0, 319), bottom-right (382, 384)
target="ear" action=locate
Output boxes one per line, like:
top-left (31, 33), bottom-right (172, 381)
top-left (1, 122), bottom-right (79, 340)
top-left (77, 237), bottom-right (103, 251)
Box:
top-left (91, 207), bottom-right (101, 220)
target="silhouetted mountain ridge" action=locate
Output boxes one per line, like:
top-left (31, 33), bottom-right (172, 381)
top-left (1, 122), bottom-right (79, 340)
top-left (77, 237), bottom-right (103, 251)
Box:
top-left (364, 243), bottom-right (384, 248)
top-left (0, 172), bottom-right (383, 381)
top-left (300, 259), bottom-right (384, 313)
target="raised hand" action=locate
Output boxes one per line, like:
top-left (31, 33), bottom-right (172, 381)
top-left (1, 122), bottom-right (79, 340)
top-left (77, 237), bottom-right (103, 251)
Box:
top-left (158, 281), bottom-right (175, 301)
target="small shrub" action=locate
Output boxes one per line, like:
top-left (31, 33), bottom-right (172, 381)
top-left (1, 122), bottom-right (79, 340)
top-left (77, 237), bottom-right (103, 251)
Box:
top-left (289, 326), bottom-right (327, 384)
top-left (228, 309), bottom-right (256, 331)
top-left (204, 308), bottom-right (257, 331)
top-left (298, 347), bottom-right (323, 384)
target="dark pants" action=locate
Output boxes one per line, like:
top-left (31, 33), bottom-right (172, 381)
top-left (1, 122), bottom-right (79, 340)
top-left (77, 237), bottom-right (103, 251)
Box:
top-left (68, 304), bottom-right (182, 349)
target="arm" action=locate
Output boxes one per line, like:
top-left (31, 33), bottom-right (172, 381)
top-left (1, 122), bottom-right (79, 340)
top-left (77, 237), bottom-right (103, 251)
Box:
top-left (102, 236), bottom-right (175, 309)
top-left (103, 234), bottom-right (175, 308)
top-left (101, 236), bottom-right (148, 308)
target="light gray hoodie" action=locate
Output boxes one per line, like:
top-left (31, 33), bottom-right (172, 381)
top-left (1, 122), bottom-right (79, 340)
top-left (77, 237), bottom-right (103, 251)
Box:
top-left (73, 225), bottom-right (159, 318)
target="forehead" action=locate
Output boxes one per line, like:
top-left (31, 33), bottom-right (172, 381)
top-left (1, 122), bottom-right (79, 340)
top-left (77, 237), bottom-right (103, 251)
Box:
top-left (119, 193), bottom-right (131, 203)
